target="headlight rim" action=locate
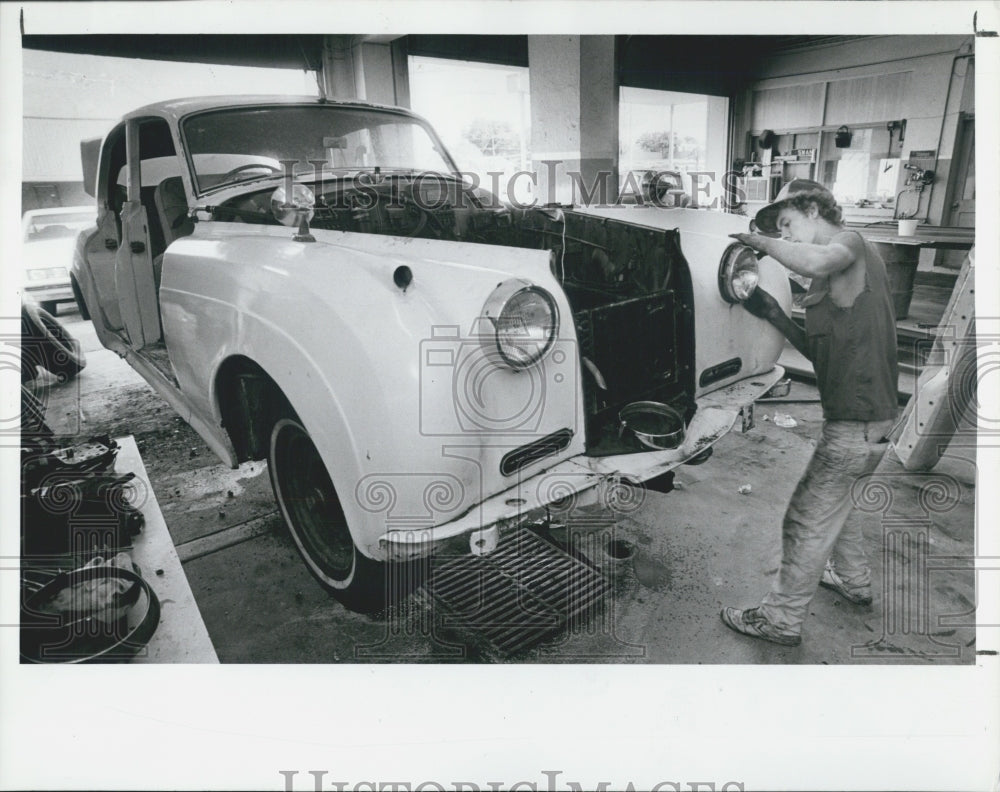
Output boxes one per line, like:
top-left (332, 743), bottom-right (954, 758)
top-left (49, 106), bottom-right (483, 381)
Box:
top-left (718, 242), bottom-right (760, 304)
top-left (481, 279), bottom-right (560, 371)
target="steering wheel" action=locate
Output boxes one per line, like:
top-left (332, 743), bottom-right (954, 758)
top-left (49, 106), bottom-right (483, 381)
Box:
top-left (220, 163), bottom-right (282, 182)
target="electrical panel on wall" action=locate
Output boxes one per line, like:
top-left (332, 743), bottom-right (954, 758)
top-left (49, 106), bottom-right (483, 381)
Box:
top-left (907, 149), bottom-right (936, 178)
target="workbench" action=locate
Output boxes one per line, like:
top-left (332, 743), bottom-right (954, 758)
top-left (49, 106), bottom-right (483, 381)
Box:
top-left (107, 436), bottom-right (219, 663)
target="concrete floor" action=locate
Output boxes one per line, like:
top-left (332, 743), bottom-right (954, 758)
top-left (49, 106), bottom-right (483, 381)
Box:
top-left (29, 307), bottom-right (979, 664)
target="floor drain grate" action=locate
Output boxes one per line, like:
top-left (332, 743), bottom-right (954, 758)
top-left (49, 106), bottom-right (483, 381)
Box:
top-left (424, 523), bottom-right (609, 659)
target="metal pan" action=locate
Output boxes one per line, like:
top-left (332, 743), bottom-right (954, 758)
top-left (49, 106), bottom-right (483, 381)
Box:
top-left (618, 401), bottom-right (685, 450)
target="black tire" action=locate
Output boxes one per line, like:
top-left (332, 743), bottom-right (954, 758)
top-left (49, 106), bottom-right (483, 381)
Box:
top-left (21, 303), bottom-right (86, 381)
top-left (40, 301), bottom-right (57, 316)
top-left (268, 416), bottom-right (389, 612)
top-left (21, 384), bottom-right (54, 440)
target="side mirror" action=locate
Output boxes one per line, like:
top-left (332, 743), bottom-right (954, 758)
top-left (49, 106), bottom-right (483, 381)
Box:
top-left (80, 138), bottom-right (102, 197)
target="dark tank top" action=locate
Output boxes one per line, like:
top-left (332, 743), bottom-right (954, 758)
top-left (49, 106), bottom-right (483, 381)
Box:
top-left (801, 231), bottom-right (899, 421)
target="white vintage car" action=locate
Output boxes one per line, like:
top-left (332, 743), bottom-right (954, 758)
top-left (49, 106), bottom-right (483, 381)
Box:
top-left (71, 96), bottom-right (789, 610)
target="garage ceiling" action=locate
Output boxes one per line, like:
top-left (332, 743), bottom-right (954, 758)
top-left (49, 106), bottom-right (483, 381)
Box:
top-left (616, 35), bottom-right (863, 96)
top-left (22, 33), bottom-right (864, 97)
top-left (21, 34), bottom-right (326, 71)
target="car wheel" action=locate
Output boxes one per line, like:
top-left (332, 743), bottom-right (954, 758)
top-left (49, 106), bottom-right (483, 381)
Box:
top-left (21, 303), bottom-right (86, 381)
top-left (268, 416), bottom-right (389, 612)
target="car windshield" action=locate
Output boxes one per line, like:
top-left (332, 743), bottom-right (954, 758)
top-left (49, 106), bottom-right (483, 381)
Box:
top-left (181, 105), bottom-right (457, 193)
top-left (23, 211), bottom-right (95, 242)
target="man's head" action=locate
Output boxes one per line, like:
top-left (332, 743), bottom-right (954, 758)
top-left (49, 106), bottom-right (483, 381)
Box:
top-left (753, 179), bottom-right (843, 242)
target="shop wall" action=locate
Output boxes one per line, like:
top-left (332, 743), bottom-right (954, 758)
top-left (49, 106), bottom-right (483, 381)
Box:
top-left (735, 35), bottom-right (975, 226)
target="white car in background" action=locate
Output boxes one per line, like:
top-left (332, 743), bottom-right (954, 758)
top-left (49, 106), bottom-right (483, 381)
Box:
top-left (21, 206), bottom-right (95, 315)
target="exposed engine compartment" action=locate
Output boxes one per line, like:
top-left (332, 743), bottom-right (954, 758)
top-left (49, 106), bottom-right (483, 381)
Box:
top-left (217, 176), bottom-right (696, 454)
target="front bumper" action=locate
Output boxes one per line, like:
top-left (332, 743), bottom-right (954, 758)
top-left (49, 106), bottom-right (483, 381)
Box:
top-left (380, 366), bottom-right (784, 559)
top-left (24, 283), bottom-right (74, 306)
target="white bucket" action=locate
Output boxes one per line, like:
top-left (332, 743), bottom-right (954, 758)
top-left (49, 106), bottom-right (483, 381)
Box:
top-left (898, 219), bottom-right (919, 236)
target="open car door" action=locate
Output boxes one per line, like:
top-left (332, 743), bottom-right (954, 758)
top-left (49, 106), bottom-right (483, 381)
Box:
top-left (115, 119), bottom-right (162, 350)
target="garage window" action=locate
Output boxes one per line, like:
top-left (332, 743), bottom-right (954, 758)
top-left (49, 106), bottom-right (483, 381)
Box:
top-left (619, 87), bottom-right (729, 209)
top-left (408, 55), bottom-right (531, 202)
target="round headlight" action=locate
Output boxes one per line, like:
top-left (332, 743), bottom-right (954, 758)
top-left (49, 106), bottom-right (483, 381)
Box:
top-left (718, 243), bottom-right (760, 304)
top-left (271, 183), bottom-right (315, 227)
top-left (482, 280), bottom-right (559, 369)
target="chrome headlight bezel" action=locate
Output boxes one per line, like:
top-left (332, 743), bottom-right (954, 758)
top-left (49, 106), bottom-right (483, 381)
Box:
top-left (481, 279), bottom-right (560, 370)
top-left (718, 243), bottom-right (760, 304)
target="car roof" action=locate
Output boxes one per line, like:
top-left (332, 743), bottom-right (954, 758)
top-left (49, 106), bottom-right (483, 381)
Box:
top-left (123, 95), bottom-right (421, 123)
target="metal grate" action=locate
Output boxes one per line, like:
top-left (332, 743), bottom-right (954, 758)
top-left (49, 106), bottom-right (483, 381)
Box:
top-left (424, 523), bottom-right (608, 659)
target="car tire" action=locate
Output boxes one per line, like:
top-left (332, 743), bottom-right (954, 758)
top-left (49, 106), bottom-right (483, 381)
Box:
top-left (40, 301), bottom-right (57, 316)
top-left (21, 302), bottom-right (86, 382)
top-left (268, 416), bottom-right (390, 612)
top-left (21, 384), bottom-right (54, 440)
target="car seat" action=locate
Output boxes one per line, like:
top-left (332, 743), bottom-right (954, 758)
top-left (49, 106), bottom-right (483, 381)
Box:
top-left (152, 177), bottom-right (195, 289)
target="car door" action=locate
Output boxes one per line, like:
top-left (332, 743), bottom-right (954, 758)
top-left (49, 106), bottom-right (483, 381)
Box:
top-left (114, 119), bottom-right (162, 350)
top-left (82, 125), bottom-right (127, 331)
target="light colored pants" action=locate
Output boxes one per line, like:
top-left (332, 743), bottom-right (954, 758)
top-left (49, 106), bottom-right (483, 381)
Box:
top-left (758, 418), bottom-right (895, 635)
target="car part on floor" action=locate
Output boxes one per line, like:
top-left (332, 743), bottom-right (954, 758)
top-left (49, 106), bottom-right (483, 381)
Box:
top-left (21, 299), bottom-right (86, 382)
top-left (22, 471), bottom-right (144, 560)
top-left (21, 559), bottom-right (161, 664)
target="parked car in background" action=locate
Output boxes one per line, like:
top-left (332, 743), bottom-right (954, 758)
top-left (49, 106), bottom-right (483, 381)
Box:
top-left (21, 206), bottom-right (95, 315)
top-left (72, 96), bottom-right (789, 610)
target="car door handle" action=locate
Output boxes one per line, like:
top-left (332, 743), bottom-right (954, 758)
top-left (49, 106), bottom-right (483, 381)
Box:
top-left (130, 241), bottom-right (145, 254)
top-left (104, 238), bottom-right (118, 250)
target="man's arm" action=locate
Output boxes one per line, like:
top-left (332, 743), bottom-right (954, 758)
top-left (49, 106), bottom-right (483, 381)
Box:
top-left (742, 288), bottom-right (811, 360)
top-left (730, 231), bottom-right (857, 279)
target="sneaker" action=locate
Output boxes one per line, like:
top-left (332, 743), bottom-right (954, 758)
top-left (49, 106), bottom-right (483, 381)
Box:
top-left (820, 565), bottom-right (873, 606)
top-left (719, 606), bottom-right (801, 647)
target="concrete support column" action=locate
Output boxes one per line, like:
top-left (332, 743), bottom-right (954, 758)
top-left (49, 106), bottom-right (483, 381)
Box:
top-left (319, 35), bottom-right (407, 107)
top-left (528, 36), bottom-right (618, 205)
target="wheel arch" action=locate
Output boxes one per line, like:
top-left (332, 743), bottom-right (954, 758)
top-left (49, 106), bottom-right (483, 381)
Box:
top-left (212, 352), bottom-right (387, 564)
top-left (213, 354), bottom-right (297, 463)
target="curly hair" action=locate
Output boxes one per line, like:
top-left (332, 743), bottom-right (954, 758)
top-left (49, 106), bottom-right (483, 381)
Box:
top-left (784, 190), bottom-right (844, 227)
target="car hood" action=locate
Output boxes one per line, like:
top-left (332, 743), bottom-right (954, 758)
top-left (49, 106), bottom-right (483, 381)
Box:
top-left (572, 205), bottom-right (753, 236)
top-left (183, 221), bottom-right (555, 286)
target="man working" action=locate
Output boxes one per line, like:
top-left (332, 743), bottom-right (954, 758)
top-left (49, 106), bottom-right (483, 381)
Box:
top-left (721, 179), bottom-right (899, 646)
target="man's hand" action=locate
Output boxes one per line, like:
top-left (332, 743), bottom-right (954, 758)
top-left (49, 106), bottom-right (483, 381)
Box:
top-left (729, 232), bottom-right (769, 253)
top-left (741, 287), bottom-right (783, 323)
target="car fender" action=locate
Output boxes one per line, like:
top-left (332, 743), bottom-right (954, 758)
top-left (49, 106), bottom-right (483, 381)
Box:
top-left (159, 223), bottom-right (582, 559)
